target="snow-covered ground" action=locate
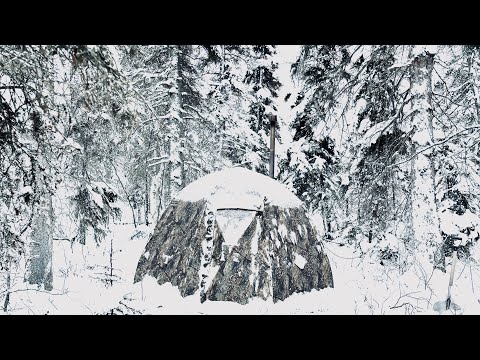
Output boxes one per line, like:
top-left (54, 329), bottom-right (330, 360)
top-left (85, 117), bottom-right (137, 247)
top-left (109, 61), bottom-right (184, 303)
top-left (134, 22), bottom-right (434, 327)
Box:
top-left (127, 237), bottom-right (480, 315)
top-left (4, 221), bottom-right (479, 315)
top-left (3, 223), bottom-right (150, 315)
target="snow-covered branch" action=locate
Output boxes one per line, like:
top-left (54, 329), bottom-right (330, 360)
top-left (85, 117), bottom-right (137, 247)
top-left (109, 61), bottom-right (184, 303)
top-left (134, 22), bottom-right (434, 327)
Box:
top-left (387, 126), bottom-right (480, 169)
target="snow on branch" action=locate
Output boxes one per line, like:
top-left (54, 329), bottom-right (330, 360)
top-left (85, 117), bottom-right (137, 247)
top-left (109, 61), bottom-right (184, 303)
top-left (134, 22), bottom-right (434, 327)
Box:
top-left (387, 126), bottom-right (480, 169)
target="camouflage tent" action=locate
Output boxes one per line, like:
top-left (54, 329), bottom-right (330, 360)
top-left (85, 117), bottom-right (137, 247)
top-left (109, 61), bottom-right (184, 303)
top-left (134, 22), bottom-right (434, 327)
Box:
top-left (134, 167), bottom-right (333, 304)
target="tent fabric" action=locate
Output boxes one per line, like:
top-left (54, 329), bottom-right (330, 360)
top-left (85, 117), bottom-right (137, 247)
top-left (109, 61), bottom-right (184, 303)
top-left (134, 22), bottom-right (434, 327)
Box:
top-left (134, 167), bottom-right (334, 304)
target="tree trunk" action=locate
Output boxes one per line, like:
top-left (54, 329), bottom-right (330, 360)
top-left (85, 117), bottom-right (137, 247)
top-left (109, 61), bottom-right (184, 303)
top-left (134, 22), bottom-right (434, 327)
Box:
top-left (257, 66), bottom-right (263, 132)
top-left (109, 238), bottom-right (114, 287)
top-left (175, 45), bottom-right (186, 191)
top-left (408, 48), bottom-right (442, 265)
top-left (468, 49), bottom-right (480, 122)
top-left (27, 188), bottom-right (54, 291)
top-left (3, 258), bottom-right (11, 312)
top-left (163, 138), bottom-right (172, 207)
top-left (221, 45), bottom-right (225, 77)
top-left (144, 151), bottom-right (150, 226)
top-left (166, 45), bottom-right (187, 202)
top-left (26, 113), bottom-right (53, 291)
top-left (79, 131), bottom-right (89, 244)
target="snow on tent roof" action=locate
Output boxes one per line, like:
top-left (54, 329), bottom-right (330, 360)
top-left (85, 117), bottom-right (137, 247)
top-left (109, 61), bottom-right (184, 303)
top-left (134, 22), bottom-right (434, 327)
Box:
top-left (176, 167), bottom-right (303, 210)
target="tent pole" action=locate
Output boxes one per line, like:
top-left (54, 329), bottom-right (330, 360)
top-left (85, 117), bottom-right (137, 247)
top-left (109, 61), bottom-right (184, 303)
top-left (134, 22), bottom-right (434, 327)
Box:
top-left (269, 114), bottom-right (277, 179)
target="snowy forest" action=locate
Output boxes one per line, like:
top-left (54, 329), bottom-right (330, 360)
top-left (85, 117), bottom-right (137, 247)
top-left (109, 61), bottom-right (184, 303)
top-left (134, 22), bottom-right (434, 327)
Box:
top-left (1, 45), bottom-right (479, 314)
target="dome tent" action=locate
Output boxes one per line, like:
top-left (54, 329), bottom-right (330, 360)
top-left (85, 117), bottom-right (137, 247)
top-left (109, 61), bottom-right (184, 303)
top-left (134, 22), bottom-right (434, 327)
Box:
top-left (134, 167), bottom-right (334, 304)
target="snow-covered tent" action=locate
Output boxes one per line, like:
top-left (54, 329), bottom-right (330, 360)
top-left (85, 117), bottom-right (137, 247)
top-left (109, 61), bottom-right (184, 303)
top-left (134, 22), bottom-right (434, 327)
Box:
top-left (134, 167), bottom-right (334, 304)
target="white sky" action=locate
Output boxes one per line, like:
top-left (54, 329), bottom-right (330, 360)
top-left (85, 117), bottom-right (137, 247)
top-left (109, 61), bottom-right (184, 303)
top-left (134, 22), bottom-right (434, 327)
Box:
top-left (274, 45), bottom-right (301, 149)
top-left (275, 45), bottom-right (301, 99)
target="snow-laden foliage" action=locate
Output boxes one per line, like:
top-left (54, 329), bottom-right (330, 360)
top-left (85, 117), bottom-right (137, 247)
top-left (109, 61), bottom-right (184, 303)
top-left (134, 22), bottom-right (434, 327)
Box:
top-left (0, 45), bottom-right (128, 306)
top-left (281, 45), bottom-right (480, 280)
top-left (2, 45), bottom-right (480, 314)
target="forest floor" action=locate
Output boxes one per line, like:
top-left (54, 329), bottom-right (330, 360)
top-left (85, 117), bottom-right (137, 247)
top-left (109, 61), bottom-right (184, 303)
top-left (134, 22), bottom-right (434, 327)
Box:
top-left (3, 223), bottom-right (480, 315)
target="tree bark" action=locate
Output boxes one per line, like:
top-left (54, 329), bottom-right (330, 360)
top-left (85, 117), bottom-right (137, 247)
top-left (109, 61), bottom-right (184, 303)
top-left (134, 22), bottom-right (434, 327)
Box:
top-left (26, 112), bottom-right (53, 291)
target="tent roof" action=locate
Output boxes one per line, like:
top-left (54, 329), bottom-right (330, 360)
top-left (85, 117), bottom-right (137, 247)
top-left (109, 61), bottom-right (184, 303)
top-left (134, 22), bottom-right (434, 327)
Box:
top-left (176, 167), bottom-right (303, 210)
